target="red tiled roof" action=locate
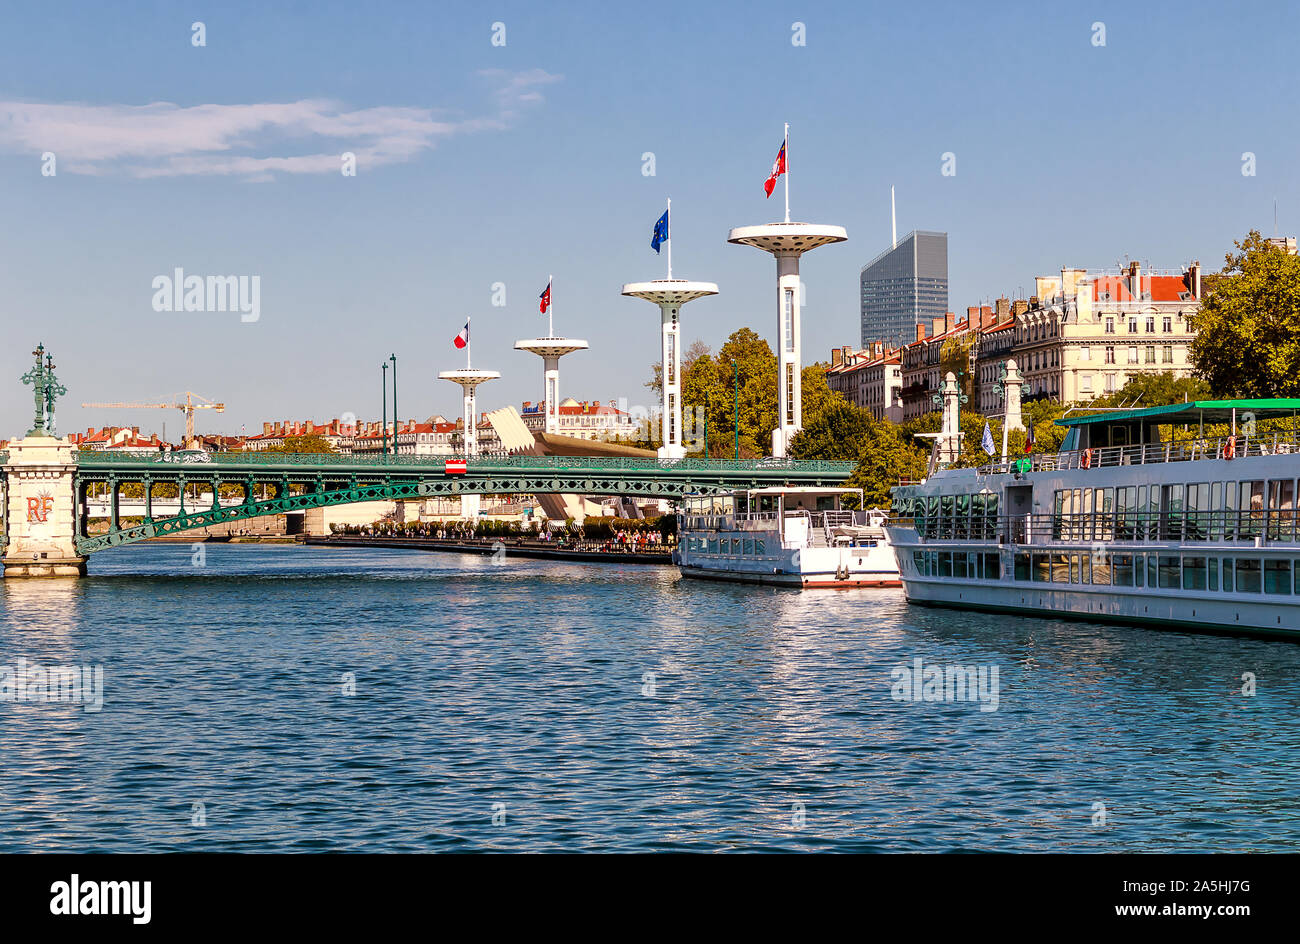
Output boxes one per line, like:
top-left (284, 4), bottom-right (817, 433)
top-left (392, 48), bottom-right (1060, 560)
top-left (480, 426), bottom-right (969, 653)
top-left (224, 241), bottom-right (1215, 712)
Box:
top-left (1092, 274), bottom-right (1191, 303)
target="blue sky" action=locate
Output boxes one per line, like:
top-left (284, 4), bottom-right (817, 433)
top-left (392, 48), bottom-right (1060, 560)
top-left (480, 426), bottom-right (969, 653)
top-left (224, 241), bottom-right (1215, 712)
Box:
top-left (1, 0), bottom-right (1295, 438)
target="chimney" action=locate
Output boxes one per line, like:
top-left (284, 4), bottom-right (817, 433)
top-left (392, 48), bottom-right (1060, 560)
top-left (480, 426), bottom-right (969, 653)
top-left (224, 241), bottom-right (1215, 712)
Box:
top-left (831, 348), bottom-right (843, 367)
top-left (995, 297), bottom-right (1011, 317)
top-left (931, 317), bottom-right (945, 338)
top-left (1189, 261), bottom-right (1201, 298)
top-left (967, 306), bottom-right (979, 323)
top-left (916, 323), bottom-right (927, 342)
top-left (980, 305), bottom-right (995, 330)
top-left (1128, 260), bottom-right (1141, 298)
top-left (944, 311), bottom-right (956, 333)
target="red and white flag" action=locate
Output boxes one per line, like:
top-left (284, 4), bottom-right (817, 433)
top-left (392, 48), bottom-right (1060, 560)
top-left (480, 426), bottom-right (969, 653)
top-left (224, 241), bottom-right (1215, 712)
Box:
top-left (763, 139), bottom-right (787, 198)
top-left (539, 279), bottom-right (552, 314)
top-left (453, 320), bottom-right (469, 349)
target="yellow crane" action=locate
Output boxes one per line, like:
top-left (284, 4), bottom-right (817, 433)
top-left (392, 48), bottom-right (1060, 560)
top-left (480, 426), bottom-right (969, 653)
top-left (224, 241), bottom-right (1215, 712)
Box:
top-left (81, 392), bottom-right (225, 448)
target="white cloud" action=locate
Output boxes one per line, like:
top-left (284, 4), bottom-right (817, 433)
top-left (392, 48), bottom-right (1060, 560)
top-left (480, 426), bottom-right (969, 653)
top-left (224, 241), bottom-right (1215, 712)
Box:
top-left (0, 69), bottom-right (561, 179)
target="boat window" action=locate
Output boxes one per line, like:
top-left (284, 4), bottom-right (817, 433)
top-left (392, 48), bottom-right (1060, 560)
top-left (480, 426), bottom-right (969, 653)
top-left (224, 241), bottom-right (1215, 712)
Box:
top-left (1147, 554), bottom-right (1158, 588)
top-left (1051, 554), bottom-right (1070, 583)
top-left (1236, 558), bottom-right (1262, 593)
top-left (983, 553), bottom-right (1000, 580)
top-left (1111, 553), bottom-right (1132, 586)
top-left (1183, 556), bottom-right (1208, 591)
top-left (1268, 480), bottom-right (1296, 542)
top-left (939, 552), bottom-right (953, 577)
top-left (1158, 555), bottom-right (1180, 589)
top-left (755, 539), bottom-right (765, 555)
top-left (743, 539), bottom-right (753, 555)
top-left (1208, 558), bottom-right (1219, 591)
top-left (1265, 558), bottom-right (1291, 595)
top-left (1223, 558), bottom-right (1234, 593)
top-left (1015, 553), bottom-right (1031, 581)
top-left (1032, 553), bottom-right (1049, 582)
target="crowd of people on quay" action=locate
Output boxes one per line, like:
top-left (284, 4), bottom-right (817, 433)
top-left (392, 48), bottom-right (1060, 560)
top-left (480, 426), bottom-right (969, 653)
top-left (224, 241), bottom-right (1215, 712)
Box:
top-left (331, 516), bottom-right (676, 555)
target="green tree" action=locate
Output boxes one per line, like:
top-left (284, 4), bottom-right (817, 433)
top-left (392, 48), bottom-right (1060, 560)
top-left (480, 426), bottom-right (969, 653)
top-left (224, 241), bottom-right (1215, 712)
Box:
top-left (844, 422), bottom-right (928, 507)
top-left (1191, 230), bottom-right (1300, 396)
top-left (1091, 371), bottom-right (1210, 408)
top-left (790, 397), bottom-right (875, 460)
top-left (262, 434), bottom-right (335, 454)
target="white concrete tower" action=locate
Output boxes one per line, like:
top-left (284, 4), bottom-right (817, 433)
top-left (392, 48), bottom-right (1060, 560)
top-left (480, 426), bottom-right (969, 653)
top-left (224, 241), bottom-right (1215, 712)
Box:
top-left (620, 281), bottom-right (718, 458)
top-left (727, 222), bottom-right (846, 457)
top-left (438, 370), bottom-right (499, 456)
top-left (513, 337), bottom-right (588, 435)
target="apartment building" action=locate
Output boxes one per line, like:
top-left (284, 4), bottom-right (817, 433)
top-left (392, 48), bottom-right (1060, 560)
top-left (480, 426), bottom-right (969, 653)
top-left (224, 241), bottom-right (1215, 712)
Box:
top-left (1018, 261), bottom-right (1201, 402)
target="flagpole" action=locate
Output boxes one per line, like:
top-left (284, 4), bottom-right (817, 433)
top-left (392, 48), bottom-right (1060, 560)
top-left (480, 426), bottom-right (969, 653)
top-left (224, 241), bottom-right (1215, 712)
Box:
top-left (666, 199), bottom-right (672, 280)
top-left (466, 315), bottom-right (471, 370)
top-left (783, 123), bottom-right (790, 224)
top-left (548, 274), bottom-right (553, 337)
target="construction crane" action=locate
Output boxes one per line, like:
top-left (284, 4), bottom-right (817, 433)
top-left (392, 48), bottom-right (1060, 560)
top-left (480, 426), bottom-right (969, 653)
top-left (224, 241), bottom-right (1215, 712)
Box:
top-left (81, 392), bottom-right (225, 448)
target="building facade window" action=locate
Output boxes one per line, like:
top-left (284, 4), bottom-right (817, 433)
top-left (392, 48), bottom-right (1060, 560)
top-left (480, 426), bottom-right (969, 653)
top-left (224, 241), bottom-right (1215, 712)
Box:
top-left (1105, 346), bottom-right (1115, 364)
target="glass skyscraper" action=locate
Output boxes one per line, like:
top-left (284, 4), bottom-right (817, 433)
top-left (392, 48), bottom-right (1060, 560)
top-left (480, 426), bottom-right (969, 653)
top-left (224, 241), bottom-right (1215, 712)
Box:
top-left (859, 230), bottom-right (948, 349)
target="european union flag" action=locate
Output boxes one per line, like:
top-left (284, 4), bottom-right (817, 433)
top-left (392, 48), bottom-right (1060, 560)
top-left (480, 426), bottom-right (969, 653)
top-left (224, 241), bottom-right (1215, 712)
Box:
top-left (650, 209), bottom-right (669, 254)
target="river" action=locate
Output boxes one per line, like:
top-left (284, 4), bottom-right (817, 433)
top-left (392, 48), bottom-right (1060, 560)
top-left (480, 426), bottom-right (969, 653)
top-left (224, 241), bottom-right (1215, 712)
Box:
top-left (0, 542), bottom-right (1296, 852)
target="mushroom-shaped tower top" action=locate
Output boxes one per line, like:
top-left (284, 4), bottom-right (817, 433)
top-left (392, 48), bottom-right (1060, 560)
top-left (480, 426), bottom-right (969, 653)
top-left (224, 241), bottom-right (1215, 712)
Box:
top-left (437, 368), bottom-right (501, 387)
top-left (512, 338), bottom-right (589, 358)
top-left (620, 279), bottom-right (719, 304)
top-left (726, 222), bottom-right (847, 254)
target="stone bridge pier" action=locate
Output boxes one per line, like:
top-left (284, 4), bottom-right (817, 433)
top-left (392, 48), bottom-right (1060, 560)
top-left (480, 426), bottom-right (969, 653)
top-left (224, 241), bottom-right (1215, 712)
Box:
top-left (2, 435), bottom-right (86, 577)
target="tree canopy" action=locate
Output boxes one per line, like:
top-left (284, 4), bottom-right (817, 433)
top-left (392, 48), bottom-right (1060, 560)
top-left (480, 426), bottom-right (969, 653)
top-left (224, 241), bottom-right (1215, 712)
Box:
top-left (260, 434), bottom-right (335, 454)
top-left (648, 327), bottom-right (849, 458)
top-left (1190, 230), bottom-right (1300, 397)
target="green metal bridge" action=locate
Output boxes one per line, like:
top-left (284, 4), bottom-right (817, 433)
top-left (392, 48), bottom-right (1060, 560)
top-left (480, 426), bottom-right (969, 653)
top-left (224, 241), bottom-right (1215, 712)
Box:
top-left (61, 452), bottom-right (855, 555)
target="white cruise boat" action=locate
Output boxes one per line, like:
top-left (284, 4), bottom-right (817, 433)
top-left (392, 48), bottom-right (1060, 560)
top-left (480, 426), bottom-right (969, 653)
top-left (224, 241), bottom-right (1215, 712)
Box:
top-left (886, 396), bottom-right (1300, 639)
top-left (676, 487), bottom-right (901, 588)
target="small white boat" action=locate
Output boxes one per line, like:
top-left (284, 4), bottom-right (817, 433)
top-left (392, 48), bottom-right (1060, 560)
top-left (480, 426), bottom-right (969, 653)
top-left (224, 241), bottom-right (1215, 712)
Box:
top-left (675, 487), bottom-right (901, 588)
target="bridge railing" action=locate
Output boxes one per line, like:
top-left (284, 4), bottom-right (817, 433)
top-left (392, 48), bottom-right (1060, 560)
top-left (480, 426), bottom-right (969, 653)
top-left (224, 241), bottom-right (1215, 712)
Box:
top-left (71, 451), bottom-right (855, 475)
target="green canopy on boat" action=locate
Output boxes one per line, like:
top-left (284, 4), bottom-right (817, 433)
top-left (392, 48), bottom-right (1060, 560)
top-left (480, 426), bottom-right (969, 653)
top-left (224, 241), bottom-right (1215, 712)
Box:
top-left (1056, 399), bottom-right (1300, 427)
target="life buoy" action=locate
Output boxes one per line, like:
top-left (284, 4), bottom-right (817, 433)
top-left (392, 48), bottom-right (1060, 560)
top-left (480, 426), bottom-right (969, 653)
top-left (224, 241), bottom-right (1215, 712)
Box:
top-left (1080, 448), bottom-right (1093, 469)
top-left (1224, 435), bottom-right (1236, 460)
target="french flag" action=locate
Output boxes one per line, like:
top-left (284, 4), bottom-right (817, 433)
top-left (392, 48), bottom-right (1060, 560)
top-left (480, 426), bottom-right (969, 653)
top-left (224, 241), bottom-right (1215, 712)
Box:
top-left (539, 279), bottom-right (552, 314)
top-left (453, 320), bottom-right (469, 349)
top-left (764, 139), bottom-right (787, 198)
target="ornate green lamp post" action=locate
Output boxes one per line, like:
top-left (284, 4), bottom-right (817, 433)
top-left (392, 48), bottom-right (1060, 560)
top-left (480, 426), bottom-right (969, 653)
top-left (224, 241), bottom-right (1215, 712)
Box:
top-left (20, 343), bottom-right (67, 436)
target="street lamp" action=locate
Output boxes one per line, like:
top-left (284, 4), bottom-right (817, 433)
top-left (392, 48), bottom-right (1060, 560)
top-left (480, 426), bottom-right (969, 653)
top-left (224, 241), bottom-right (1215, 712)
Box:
top-left (381, 361), bottom-right (389, 457)
top-left (387, 353), bottom-right (397, 457)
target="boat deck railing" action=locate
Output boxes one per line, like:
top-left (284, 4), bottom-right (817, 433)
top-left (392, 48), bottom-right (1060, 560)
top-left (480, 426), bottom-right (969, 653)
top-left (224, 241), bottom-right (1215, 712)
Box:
top-left (892, 510), bottom-right (1300, 547)
top-left (681, 509), bottom-right (878, 543)
top-left (976, 431), bottom-right (1300, 475)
